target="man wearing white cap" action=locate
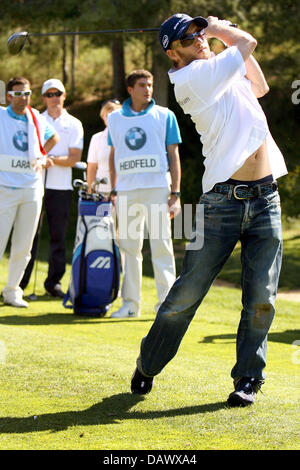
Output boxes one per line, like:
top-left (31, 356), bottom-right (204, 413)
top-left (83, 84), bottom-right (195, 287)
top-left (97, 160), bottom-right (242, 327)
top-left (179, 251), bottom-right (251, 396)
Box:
top-left (20, 78), bottom-right (84, 297)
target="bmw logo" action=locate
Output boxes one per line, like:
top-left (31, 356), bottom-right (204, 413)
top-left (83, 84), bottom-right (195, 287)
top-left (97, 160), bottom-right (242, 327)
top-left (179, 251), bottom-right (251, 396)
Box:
top-left (13, 130), bottom-right (28, 152)
top-left (125, 127), bottom-right (146, 150)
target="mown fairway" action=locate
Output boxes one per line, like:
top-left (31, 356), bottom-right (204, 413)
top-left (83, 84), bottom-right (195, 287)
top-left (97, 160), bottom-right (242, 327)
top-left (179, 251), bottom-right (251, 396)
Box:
top-left (0, 252), bottom-right (299, 450)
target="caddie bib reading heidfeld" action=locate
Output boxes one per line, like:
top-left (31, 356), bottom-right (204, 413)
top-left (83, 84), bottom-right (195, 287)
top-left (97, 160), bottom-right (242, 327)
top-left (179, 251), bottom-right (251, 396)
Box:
top-left (119, 154), bottom-right (159, 174)
top-left (108, 106), bottom-right (170, 191)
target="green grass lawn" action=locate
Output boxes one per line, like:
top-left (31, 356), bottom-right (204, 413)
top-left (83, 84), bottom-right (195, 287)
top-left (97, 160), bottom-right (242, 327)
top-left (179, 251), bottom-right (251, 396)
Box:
top-left (0, 239), bottom-right (299, 450)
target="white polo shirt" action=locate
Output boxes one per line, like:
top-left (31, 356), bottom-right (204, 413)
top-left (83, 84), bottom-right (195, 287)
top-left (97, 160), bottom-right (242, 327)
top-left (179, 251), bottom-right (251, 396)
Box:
top-left (87, 127), bottom-right (111, 192)
top-left (169, 46), bottom-right (287, 193)
top-left (43, 109), bottom-right (84, 190)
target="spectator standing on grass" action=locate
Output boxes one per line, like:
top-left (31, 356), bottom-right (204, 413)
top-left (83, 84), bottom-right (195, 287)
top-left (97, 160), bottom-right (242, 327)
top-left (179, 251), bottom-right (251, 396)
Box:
top-left (0, 77), bottom-right (58, 307)
top-left (20, 78), bottom-right (84, 298)
top-left (131, 14), bottom-right (287, 407)
top-left (86, 99), bottom-right (121, 197)
top-left (108, 69), bottom-right (182, 318)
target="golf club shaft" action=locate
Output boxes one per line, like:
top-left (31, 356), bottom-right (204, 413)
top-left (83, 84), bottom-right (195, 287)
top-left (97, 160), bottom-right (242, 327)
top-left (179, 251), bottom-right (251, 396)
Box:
top-left (27, 28), bottom-right (159, 38)
top-left (25, 22), bottom-right (237, 38)
top-left (31, 214), bottom-right (43, 296)
top-left (7, 21), bottom-right (238, 55)
top-left (28, 168), bottom-right (48, 298)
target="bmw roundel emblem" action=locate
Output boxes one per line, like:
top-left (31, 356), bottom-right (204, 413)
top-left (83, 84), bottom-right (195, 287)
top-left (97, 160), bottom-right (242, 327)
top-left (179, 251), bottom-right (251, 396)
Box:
top-left (125, 127), bottom-right (146, 150)
top-left (13, 130), bottom-right (28, 151)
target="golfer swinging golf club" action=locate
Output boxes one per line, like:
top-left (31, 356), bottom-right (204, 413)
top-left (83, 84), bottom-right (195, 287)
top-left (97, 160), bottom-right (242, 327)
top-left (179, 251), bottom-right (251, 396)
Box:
top-left (131, 14), bottom-right (288, 406)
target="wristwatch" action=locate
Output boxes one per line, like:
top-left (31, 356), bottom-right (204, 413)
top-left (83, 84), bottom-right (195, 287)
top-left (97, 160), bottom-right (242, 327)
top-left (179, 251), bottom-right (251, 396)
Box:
top-left (110, 188), bottom-right (117, 196)
top-left (171, 191), bottom-right (181, 198)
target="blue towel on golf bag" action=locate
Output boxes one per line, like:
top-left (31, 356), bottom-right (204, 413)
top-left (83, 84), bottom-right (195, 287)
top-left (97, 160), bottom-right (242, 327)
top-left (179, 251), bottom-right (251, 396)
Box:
top-left (63, 198), bottom-right (120, 316)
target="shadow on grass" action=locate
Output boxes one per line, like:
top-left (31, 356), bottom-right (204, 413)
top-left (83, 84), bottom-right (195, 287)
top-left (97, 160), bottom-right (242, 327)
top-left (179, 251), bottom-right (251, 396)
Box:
top-left (0, 294), bottom-right (64, 305)
top-left (199, 330), bottom-right (300, 345)
top-left (0, 312), bottom-right (152, 326)
top-left (0, 393), bottom-right (227, 434)
top-left (24, 294), bottom-right (65, 302)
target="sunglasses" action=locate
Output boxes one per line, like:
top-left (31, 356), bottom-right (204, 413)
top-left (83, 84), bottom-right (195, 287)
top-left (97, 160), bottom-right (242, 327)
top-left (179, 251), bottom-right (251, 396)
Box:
top-left (44, 91), bottom-right (64, 98)
top-left (7, 90), bottom-right (32, 97)
top-left (173, 29), bottom-right (206, 49)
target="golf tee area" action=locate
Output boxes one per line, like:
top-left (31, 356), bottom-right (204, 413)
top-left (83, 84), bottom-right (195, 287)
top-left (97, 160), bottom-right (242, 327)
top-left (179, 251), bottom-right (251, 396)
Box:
top-left (0, 233), bottom-right (299, 451)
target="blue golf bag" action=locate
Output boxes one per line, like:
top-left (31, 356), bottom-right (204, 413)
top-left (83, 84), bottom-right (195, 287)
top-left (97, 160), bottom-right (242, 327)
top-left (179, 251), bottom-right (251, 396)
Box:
top-left (63, 197), bottom-right (120, 316)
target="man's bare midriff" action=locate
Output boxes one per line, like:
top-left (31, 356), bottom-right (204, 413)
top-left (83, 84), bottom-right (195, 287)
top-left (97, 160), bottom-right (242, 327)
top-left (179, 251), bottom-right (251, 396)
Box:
top-left (230, 140), bottom-right (271, 181)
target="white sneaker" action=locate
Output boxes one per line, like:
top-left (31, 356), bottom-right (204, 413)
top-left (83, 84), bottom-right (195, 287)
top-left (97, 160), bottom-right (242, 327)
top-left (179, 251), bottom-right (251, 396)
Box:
top-left (110, 305), bottom-right (140, 318)
top-left (2, 292), bottom-right (28, 308)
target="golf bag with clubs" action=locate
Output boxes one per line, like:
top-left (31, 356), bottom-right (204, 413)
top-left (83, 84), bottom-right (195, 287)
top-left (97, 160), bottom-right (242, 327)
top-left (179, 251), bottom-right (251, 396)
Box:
top-left (63, 178), bottom-right (120, 316)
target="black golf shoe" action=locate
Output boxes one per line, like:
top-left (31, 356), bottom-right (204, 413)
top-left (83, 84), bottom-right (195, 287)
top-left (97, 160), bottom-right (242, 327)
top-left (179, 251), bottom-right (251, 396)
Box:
top-left (131, 368), bottom-right (153, 395)
top-left (45, 283), bottom-right (65, 299)
top-left (227, 377), bottom-right (264, 407)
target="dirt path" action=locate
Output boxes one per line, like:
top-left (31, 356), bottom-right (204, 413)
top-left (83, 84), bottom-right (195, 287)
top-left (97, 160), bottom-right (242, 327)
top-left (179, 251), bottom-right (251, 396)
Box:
top-left (276, 291), bottom-right (300, 302)
top-left (213, 279), bottom-right (300, 302)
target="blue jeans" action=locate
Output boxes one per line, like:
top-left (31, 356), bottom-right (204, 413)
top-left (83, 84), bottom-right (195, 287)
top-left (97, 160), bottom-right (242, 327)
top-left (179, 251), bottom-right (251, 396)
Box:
top-left (138, 188), bottom-right (282, 381)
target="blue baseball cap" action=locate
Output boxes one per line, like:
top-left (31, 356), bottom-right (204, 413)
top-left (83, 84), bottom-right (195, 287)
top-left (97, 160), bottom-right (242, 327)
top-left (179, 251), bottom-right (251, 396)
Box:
top-left (159, 13), bottom-right (208, 52)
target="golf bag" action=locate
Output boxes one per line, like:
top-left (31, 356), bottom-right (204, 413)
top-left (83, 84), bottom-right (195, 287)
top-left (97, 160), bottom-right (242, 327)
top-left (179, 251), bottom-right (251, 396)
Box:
top-left (63, 197), bottom-right (120, 316)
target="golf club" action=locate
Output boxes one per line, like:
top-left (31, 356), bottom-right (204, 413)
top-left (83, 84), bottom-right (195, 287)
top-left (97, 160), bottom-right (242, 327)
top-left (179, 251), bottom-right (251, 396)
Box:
top-left (74, 161), bottom-right (87, 181)
top-left (27, 164), bottom-right (87, 301)
top-left (73, 179), bottom-right (90, 201)
top-left (91, 177), bottom-right (108, 194)
top-left (7, 28), bottom-right (160, 55)
top-left (7, 20), bottom-right (238, 55)
top-left (26, 210), bottom-right (45, 301)
top-left (73, 179), bottom-right (89, 191)
top-left (74, 161), bottom-right (87, 171)
top-left (73, 177), bottom-right (107, 202)
top-left (7, 21), bottom-right (238, 55)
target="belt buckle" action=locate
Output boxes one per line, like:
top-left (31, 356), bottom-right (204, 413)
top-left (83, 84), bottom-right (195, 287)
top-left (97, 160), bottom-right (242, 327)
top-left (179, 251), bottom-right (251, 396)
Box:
top-left (233, 184), bottom-right (250, 200)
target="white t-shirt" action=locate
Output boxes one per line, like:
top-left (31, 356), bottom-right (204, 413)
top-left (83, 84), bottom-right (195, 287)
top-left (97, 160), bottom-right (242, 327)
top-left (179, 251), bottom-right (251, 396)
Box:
top-left (43, 109), bottom-right (84, 190)
top-left (169, 46), bottom-right (287, 193)
top-left (87, 127), bottom-right (111, 192)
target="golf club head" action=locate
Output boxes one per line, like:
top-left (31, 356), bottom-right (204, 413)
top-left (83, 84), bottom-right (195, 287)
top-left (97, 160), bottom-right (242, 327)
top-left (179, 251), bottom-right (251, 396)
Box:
top-left (93, 177), bottom-right (108, 185)
top-left (99, 177), bottom-right (108, 185)
top-left (73, 179), bottom-right (84, 188)
top-left (91, 177), bottom-right (108, 194)
top-left (27, 293), bottom-right (38, 301)
top-left (7, 31), bottom-right (29, 55)
top-left (78, 190), bottom-right (86, 199)
top-left (73, 179), bottom-right (88, 191)
top-left (79, 190), bottom-right (93, 200)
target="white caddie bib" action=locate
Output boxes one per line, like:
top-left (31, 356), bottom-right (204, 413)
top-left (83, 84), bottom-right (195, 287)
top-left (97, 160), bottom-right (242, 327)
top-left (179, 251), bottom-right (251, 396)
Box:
top-left (0, 154), bottom-right (35, 174)
top-left (108, 105), bottom-right (170, 191)
top-left (0, 107), bottom-right (46, 188)
top-left (118, 154), bottom-right (160, 175)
